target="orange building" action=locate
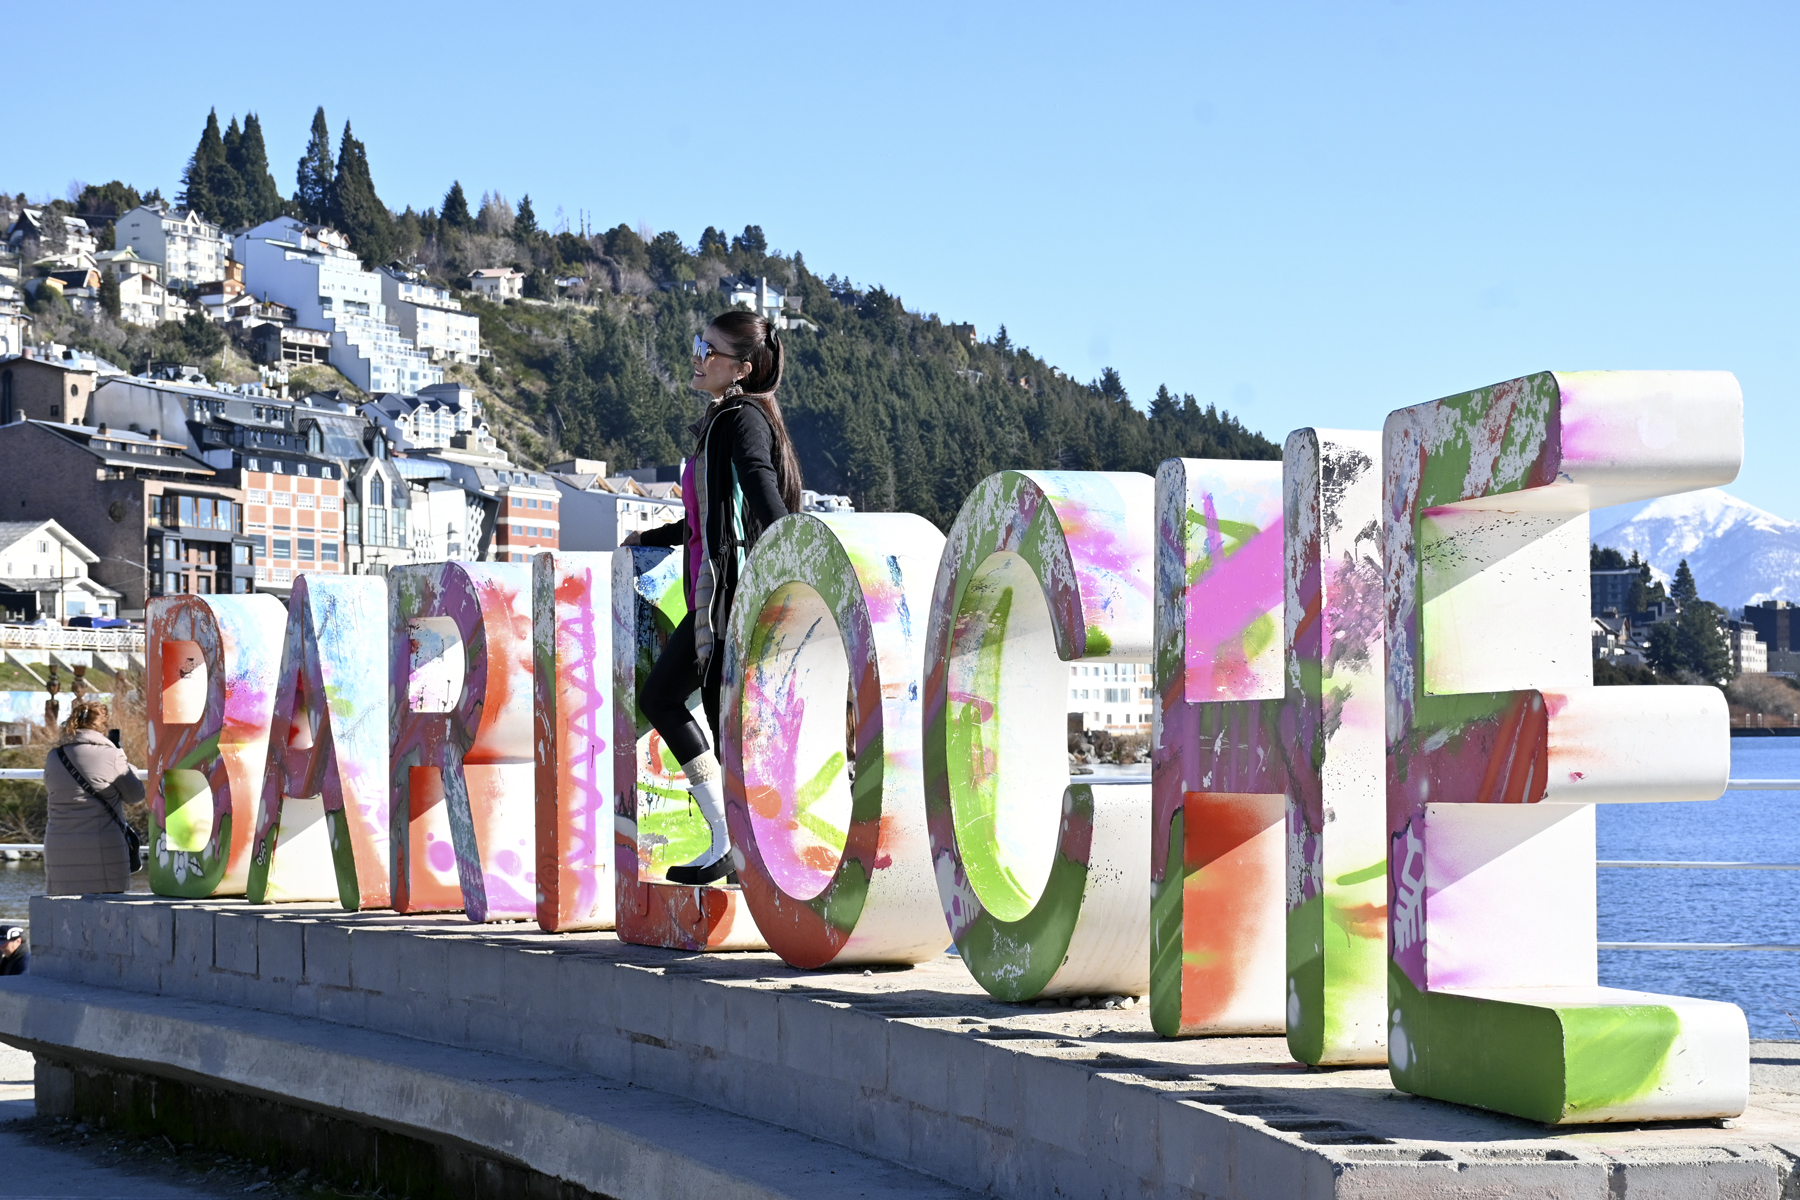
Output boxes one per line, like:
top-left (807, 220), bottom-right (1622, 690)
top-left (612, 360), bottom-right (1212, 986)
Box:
top-left (242, 455), bottom-right (345, 592)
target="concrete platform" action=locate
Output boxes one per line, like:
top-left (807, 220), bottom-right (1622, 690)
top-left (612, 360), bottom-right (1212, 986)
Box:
top-left (6, 895), bottom-right (1800, 1199)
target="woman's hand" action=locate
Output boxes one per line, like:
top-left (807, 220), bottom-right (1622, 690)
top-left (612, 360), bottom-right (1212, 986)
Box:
top-left (621, 531), bottom-right (643, 546)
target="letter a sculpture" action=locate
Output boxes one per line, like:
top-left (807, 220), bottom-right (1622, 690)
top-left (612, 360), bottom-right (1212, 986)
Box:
top-left (1384, 370), bottom-right (1748, 1123)
top-left (248, 574), bottom-right (390, 909)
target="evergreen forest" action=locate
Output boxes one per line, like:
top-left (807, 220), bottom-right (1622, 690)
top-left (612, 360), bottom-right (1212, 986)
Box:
top-left (14, 106), bottom-right (1283, 525)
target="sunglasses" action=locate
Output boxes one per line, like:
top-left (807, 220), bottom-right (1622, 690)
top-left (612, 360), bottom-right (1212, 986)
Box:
top-left (692, 335), bottom-right (744, 363)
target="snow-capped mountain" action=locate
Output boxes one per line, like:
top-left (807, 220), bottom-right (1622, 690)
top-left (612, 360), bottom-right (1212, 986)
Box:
top-left (1592, 489), bottom-right (1800, 608)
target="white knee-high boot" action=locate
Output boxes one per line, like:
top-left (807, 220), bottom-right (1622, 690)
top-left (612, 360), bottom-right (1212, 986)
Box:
top-left (672, 751), bottom-right (729, 873)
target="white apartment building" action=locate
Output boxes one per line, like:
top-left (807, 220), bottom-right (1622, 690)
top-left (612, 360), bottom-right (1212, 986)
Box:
top-left (379, 269), bottom-right (483, 364)
top-left (1069, 661), bottom-right (1153, 733)
top-left (233, 218), bottom-right (442, 395)
top-left (115, 205), bottom-right (231, 287)
top-left (361, 382), bottom-right (487, 451)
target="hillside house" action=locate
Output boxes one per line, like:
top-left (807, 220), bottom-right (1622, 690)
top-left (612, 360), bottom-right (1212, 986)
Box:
top-left (468, 267), bottom-right (524, 301)
top-left (6, 208), bottom-right (97, 268)
top-left (0, 519), bottom-right (122, 623)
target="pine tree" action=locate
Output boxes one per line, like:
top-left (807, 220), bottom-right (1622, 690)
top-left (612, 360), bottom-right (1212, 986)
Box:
top-left (294, 107), bottom-right (335, 224)
top-left (442, 181), bottom-right (472, 230)
top-left (180, 109), bottom-right (230, 222)
top-left (233, 114), bottom-right (285, 225)
top-left (1150, 384), bottom-right (1178, 422)
top-left (330, 121), bottom-right (395, 265)
top-left (516, 194), bottom-right (539, 240)
top-left (1674, 602), bottom-right (1733, 682)
top-left (1591, 543), bottom-right (1628, 569)
top-left (98, 270), bottom-right (121, 320)
top-left (207, 116), bottom-right (250, 229)
top-left (698, 226), bottom-right (728, 257)
top-left (1672, 559), bottom-right (1699, 605)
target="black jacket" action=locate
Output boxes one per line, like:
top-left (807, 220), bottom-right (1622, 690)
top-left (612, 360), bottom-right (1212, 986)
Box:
top-left (641, 395), bottom-right (791, 663)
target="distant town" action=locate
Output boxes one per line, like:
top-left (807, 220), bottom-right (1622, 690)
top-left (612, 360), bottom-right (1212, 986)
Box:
top-left (0, 204), bottom-right (855, 633)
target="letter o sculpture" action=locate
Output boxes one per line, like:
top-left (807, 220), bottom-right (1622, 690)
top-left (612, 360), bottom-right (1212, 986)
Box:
top-left (722, 513), bottom-right (949, 967)
top-left (924, 471), bottom-right (1154, 1001)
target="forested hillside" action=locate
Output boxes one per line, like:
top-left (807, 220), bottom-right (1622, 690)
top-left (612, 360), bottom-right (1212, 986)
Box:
top-left (17, 106), bottom-right (1282, 524)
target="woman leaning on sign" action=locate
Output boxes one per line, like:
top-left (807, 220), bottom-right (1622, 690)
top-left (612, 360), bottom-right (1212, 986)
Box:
top-left (42, 699), bottom-right (143, 895)
top-left (631, 310), bottom-right (803, 884)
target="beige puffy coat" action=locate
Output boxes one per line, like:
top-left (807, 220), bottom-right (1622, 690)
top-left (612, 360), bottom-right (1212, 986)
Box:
top-left (43, 729), bottom-right (143, 895)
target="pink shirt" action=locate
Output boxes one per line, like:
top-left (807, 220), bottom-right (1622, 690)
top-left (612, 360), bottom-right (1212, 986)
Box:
top-left (680, 456), bottom-right (701, 607)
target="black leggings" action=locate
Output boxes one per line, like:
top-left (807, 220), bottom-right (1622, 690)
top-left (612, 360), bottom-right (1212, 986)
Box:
top-left (642, 612), bottom-right (721, 766)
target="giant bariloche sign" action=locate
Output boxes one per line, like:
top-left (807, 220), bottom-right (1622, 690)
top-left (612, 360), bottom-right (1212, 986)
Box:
top-left (145, 371), bottom-right (1747, 1125)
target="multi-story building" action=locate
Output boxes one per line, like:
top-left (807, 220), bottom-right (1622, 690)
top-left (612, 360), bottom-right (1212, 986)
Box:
top-left (1727, 621), bottom-right (1768, 676)
top-left (548, 459), bottom-right (682, 551)
top-left (395, 458), bottom-right (487, 563)
top-left (1591, 567), bottom-right (1638, 617)
top-left (233, 218), bottom-right (441, 395)
top-left (1068, 661), bottom-right (1154, 735)
top-left (1744, 600), bottom-right (1795, 657)
top-left (0, 418), bottom-right (254, 614)
top-left (0, 355), bottom-right (96, 425)
top-left (0, 519), bottom-right (123, 622)
top-left (342, 446), bottom-right (412, 576)
top-left (88, 376), bottom-right (349, 597)
top-left (380, 268), bottom-right (483, 364)
top-left (361, 381), bottom-right (490, 451)
top-left (115, 205), bottom-right (231, 288)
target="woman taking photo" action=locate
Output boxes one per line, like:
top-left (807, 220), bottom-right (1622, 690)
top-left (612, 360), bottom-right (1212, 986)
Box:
top-left (635, 310), bottom-right (803, 884)
top-left (43, 699), bottom-right (142, 895)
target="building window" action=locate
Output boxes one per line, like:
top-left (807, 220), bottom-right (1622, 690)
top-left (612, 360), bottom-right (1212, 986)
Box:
top-left (322, 542), bottom-right (338, 563)
top-left (272, 538), bottom-right (291, 560)
top-left (297, 538), bottom-right (315, 561)
top-left (167, 572), bottom-right (185, 593)
top-left (249, 534), bottom-right (267, 557)
top-left (346, 503), bottom-right (361, 545)
top-left (234, 544), bottom-right (251, 565)
top-left (178, 495), bottom-right (196, 527)
top-left (150, 495), bottom-right (164, 525)
top-left (164, 540), bottom-right (182, 561)
top-left (370, 477), bottom-right (385, 507)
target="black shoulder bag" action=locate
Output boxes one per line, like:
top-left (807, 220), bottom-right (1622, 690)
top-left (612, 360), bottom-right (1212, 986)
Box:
top-left (55, 746), bottom-right (143, 873)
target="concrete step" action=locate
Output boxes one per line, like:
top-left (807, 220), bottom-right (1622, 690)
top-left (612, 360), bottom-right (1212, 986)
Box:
top-left (0, 975), bottom-right (980, 1200)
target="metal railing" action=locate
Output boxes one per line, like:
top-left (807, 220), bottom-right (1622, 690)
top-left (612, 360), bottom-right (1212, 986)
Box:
top-left (0, 625), bottom-right (145, 652)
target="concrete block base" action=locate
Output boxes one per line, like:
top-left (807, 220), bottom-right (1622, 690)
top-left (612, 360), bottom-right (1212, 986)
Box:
top-left (6, 895), bottom-right (1800, 1199)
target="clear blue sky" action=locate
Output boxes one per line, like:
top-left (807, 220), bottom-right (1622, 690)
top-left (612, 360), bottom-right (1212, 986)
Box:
top-left (14, 2), bottom-right (1797, 517)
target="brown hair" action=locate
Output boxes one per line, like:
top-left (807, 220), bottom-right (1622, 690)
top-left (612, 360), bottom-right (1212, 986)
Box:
top-left (707, 310), bottom-right (803, 513)
top-left (60, 699), bottom-right (110, 741)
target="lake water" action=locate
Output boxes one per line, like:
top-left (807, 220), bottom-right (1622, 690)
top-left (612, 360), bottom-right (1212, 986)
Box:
top-left (1, 743), bottom-right (1793, 1036)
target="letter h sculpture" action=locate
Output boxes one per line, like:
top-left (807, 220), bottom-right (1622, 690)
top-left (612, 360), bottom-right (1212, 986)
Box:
top-left (1150, 435), bottom-right (1388, 1058)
